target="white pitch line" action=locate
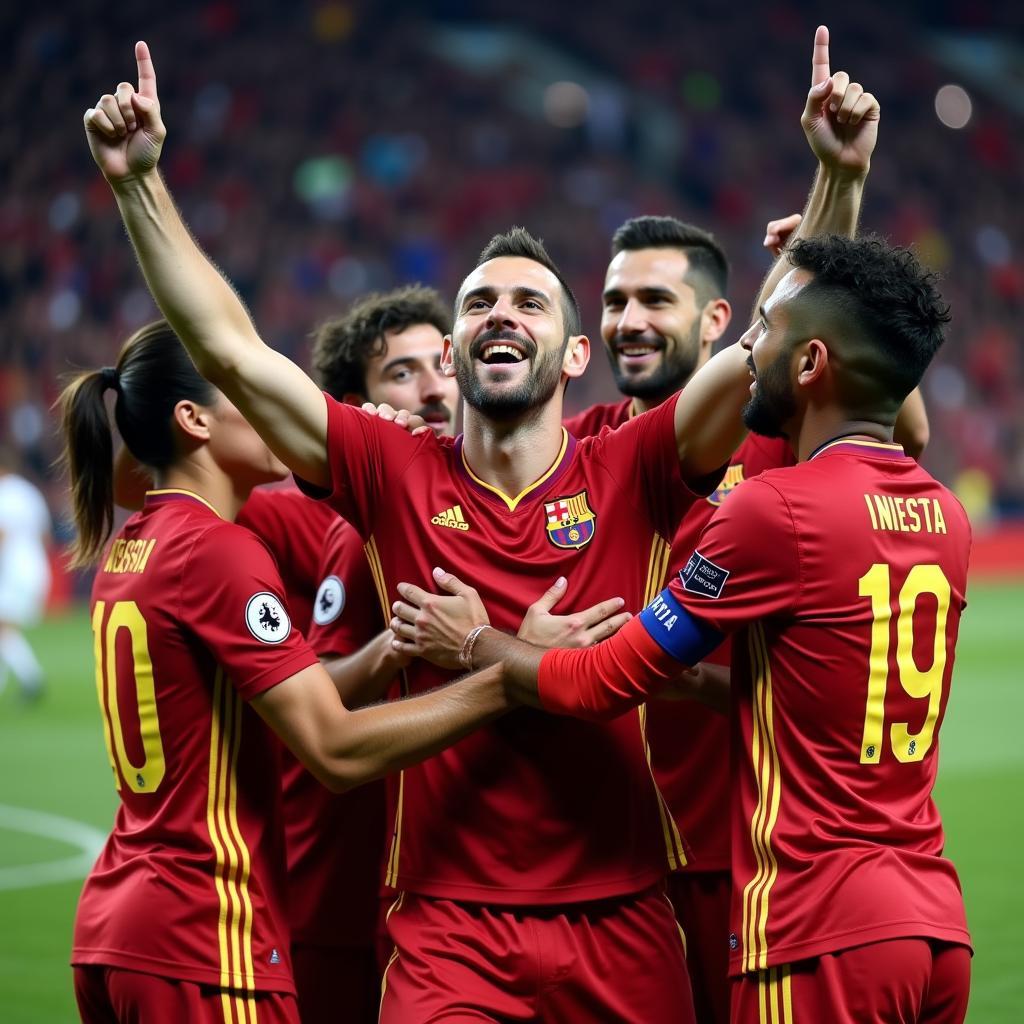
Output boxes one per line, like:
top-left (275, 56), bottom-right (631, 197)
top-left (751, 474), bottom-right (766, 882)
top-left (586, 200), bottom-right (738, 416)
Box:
top-left (0, 803), bottom-right (106, 891)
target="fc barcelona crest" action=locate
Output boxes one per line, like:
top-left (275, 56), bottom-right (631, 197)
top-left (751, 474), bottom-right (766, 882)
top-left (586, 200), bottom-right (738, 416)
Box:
top-left (707, 464), bottom-right (746, 507)
top-left (544, 490), bottom-right (596, 550)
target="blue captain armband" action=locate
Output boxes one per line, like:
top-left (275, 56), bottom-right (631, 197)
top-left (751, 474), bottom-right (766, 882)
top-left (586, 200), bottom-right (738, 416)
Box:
top-left (638, 586), bottom-right (724, 665)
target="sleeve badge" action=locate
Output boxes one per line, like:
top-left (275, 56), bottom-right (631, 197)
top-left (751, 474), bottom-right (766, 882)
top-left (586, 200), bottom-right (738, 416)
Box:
top-left (245, 592), bottom-right (292, 644)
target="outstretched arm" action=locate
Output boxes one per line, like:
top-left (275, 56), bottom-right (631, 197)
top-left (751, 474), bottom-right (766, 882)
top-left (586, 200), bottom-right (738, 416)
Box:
top-left (253, 660), bottom-right (510, 792)
top-left (673, 25), bottom-right (878, 482)
top-left (84, 43), bottom-right (330, 487)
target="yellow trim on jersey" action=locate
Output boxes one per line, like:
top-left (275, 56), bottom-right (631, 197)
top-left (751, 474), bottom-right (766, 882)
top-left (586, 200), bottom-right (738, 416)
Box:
top-left (637, 534), bottom-right (688, 870)
top-left (364, 536), bottom-right (408, 888)
top-left (206, 669), bottom-right (257, 996)
top-left (460, 428), bottom-right (569, 512)
top-left (756, 965), bottom-right (793, 1024)
top-left (145, 487), bottom-right (223, 517)
top-left (742, 623), bottom-right (783, 973)
top-left (811, 437), bottom-right (903, 460)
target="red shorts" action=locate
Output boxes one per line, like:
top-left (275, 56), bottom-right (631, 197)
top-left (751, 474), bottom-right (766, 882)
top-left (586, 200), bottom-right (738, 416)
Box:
top-left (668, 870), bottom-right (730, 1024)
top-left (379, 886), bottom-right (694, 1024)
top-left (291, 943), bottom-right (379, 1024)
top-left (731, 939), bottom-right (971, 1024)
top-left (73, 965), bottom-right (299, 1024)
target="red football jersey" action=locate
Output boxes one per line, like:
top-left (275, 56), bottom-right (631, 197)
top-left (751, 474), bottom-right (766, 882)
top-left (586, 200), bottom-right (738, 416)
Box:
top-left (665, 439), bottom-right (972, 973)
top-left (299, 394), bottom-right (710, 903)
top-left (72, 489), bottom-right (319, 992)
top-left (281, 516), bottom-right (388, 947)
top-left (237, 480), bottom-right (339, 633)
top-left (566, 398), bottom-right (796, 873)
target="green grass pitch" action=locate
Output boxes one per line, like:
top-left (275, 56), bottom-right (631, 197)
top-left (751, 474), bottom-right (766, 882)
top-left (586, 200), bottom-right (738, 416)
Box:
top-left (1, 583), bottom-right (1021, 1022)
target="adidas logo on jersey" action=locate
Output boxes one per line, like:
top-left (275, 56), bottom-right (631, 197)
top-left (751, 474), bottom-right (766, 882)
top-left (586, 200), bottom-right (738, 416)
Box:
top-left (431, 505), bottom-right (470, 531)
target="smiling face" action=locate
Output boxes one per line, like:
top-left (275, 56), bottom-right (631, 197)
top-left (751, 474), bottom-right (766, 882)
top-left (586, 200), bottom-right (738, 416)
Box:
top-left (361, 322), bottom-right (458, 436)
top-left (446, 256), bottom-right (580, 421)
top-left (601, 248), bottom-right (709, 401)
top-left (741, 268), bottom-right (811, 438)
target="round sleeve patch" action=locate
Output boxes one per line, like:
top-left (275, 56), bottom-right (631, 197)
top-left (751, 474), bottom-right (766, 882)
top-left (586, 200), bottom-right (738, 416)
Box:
top-left (313, 575), bottom-right (346, 626)
top-left (245, 592), bottom-right (292, 644)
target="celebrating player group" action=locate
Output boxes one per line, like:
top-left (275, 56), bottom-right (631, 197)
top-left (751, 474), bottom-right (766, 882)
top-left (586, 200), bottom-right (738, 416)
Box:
top-left (64, 22), bottom-right (970, 1024)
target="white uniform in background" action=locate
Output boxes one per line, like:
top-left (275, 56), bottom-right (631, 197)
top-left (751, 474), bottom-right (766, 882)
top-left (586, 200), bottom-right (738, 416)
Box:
top-left (0, 473), bottom-right (51, 698)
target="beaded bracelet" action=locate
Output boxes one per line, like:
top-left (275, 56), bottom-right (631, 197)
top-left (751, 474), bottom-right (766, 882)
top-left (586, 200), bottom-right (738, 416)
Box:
top-left (459, 624), bottom-right (490, 670)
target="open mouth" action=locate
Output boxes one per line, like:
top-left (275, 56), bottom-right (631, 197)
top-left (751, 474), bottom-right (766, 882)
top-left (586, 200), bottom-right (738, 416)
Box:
top-left (615, 340), bottom-right (663, 364)
top-left (478, 342), bottom-right (527, 365)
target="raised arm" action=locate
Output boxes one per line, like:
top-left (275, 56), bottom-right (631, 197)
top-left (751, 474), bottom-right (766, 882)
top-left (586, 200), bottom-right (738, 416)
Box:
top-left (674, 25), bottom-right (878, 482)
top-left (84, 43), bottom-right (330, 487)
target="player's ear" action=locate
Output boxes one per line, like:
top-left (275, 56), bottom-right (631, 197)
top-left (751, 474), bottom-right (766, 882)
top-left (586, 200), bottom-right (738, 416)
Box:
top-left (700, 298), bottom-right (732, 348)
top-left (440, 335), bottom-right (457, 378)
top-left (562, 334), bottom-right (590, 380)
top-left (171, 399), bottom-right (212, 443)
top-left (797, 338), bottom-right (828, 387)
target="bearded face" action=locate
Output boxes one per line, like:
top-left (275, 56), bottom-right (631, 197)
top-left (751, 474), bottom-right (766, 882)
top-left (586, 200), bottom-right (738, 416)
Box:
top-left (453, 326), bottom-right (567, 421)
top-left (742, 347), bottom-right (797, 438)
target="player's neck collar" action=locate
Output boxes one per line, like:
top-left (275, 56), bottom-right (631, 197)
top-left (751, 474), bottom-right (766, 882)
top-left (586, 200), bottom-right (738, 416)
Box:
top-left (456, 428), bottom-right (576, 512)
top-left (145, 488), bottom-right (223, 517)
top-left (809, 434), bottom-right (905, 461)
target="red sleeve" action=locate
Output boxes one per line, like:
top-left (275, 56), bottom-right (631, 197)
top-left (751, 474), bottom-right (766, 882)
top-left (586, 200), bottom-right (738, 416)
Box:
top-left (537, 616), bottom-right (684, 720)
top-left (181, 524), bottom-right (319, 701)
top-left (293, 392), bottom-right (431, 539)
top-left (583, 393), bottom-right (725, 541)
top-left (306, 518), bottom-right (384, 657)
top-left (669, 477), bottom-right (799, 633)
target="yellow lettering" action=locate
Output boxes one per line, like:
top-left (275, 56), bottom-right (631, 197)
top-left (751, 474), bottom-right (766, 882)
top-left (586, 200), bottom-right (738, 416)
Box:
top-left (905, 499), bottom-right (922, 533)
top-left (894, 497), bottom-right (909, 532)
top-left (137, 539), bottom-right (157, 572)
top-left (874, 494), bottom-right (895, 531)
top-left (933, 500), bottom-right (947, 535)
top-left (864, 494), bottom-right (879, 530)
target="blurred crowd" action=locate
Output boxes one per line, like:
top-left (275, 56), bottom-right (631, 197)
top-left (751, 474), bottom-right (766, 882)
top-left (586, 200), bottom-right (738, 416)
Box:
top-left (4, 0), bottom-right (1023, 533)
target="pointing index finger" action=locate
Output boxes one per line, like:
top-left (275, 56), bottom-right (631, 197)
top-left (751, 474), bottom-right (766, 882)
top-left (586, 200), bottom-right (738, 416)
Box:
top-left (811, 25), bottom-right (830, 87)
top-left (135, 40), bottom-right (158, 100)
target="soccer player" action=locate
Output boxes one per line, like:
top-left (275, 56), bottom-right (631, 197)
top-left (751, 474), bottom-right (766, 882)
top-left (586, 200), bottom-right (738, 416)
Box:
top-left (109, 287), bottom-right (458, 1022)
top-left (0, 448), bottom-right (51, 701)
top-left (401, 235), bottom-right (973, 1022)
top-left (83, 36), bottom-right (865, 1019)
top-left (59, 321), bottom-right (513, 1023)
top-left (284, 286), bottom-right (457, 1023)
top-left (562, 34), bottom-right (926, 1012)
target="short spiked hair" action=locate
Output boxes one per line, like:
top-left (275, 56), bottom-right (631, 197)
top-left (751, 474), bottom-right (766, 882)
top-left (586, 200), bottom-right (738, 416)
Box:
top-left (611, 215), bottom-right (729, 301)
top-left (472, 227), bottom-right (582, 338)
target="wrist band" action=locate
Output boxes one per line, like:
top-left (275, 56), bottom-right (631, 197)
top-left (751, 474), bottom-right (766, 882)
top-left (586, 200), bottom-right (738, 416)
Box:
top-left (459, 625), bottom-right (490, 670)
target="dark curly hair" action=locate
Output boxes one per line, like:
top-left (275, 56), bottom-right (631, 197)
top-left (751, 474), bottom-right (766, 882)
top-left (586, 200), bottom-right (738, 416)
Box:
top-left (611, 215), bottom-right (729, 301)
top-left (466, 227), bottom-right (582, 338)
top-left (311, 285), bottom-right (451, 399)
top-left (786, 234), bottom-right (951, 407)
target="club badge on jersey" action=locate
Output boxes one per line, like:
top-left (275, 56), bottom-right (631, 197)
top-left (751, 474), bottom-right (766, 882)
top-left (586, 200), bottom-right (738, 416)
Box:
top-left (313, 575), bottom-right (345, 626)
top-left (706, 463), bottom-right (746, 506)
top-left (544, 491), bottom-right (596, 550)
top-left (245, 592), bottom-right (292, 643)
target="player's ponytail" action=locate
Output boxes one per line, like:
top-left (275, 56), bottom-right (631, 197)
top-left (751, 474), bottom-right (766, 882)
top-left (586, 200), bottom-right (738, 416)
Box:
top-left (58, 320), bottom-right (217, 567)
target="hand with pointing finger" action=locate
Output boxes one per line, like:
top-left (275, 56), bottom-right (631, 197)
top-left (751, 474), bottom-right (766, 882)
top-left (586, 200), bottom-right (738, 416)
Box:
top-left (800, 25), bottom-right (879, 178)
top-left (84, 41), bottom-right (166, 184)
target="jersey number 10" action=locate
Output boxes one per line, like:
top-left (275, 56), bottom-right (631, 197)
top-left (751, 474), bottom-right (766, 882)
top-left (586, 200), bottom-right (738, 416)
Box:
top-left (91, 600), bottom-right (166, 794)
top-left (858, 563), bottom-right (951, 765)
